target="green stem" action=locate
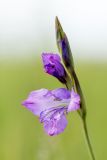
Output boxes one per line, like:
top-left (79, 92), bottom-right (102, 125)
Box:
top-left (82, 118), bottom-right (96, 160)
top-left (65, 67), bottom-right (95, 159)
top-left (72, 70), bottom-right (95, 159)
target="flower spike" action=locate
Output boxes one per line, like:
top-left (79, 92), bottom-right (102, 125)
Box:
top-left (22, 17), bottom-right (96, 160)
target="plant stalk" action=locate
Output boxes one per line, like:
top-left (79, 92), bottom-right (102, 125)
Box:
top-left (72, 71), bottom-right (95, 159)
top-left (82, 118), bottom-right (96, 160)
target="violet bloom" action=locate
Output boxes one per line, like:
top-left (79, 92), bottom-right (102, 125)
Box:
top-left (42, 53), bottom-right (67, 83)
top-left (22, 88), bottom-right (80, 136)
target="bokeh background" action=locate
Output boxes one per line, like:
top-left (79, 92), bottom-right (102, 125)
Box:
top-left (0, 0), bottom-right (107, 159)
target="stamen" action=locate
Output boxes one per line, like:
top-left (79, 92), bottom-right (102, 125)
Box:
top-left (40, 106), bottom-right (67, 123)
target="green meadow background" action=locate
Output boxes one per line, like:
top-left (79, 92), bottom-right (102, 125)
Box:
top-left (0, 56), bottom-right (107, 160)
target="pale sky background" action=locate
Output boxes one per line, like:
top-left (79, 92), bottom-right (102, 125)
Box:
top-left (0, 0), bottom-right (107, 61)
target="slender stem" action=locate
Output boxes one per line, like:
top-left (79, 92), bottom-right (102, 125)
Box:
top-left (65, 67), bottom-right (95, 159)
top-left (82, 118), bottom-right (96, 160)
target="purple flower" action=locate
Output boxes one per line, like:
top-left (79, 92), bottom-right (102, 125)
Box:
top-left (42, 53), bottom-right (67, 83)
top-left (22, 88), bottom-right (80, 136)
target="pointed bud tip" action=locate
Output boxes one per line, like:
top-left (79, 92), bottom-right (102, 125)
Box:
top-left (55, 16), bottom-right (63, 32)
top-left (55, 16), bottom-right (59, 27)
top-left (55, 16), bottom-right (65, 41)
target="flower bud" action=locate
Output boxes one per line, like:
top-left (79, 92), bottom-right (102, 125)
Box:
top-left (55, 16), bottom-right (74, 74)
top-left (42, 53), bottom-right (67, 84)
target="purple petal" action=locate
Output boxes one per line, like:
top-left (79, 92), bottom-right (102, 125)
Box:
top-left (43, 109), bottom-right (67, 136)
top-left (42, 53), bottom-right (61, 65)
top-left (22, 89), bottom-right (49, 116)
top-left (52, 88), bottom-right (71, 99)
top-left (40, 106), bottom-right (67, 123)
top-left (67, 89), bottom-right (80, 112)
top-left (22, 88), bottom-right (70, 116)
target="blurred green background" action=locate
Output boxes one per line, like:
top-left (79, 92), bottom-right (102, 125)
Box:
top-left (1, 0), bottom-right (107, 159)
top-left (0, 57), bottom-right (107, 160)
